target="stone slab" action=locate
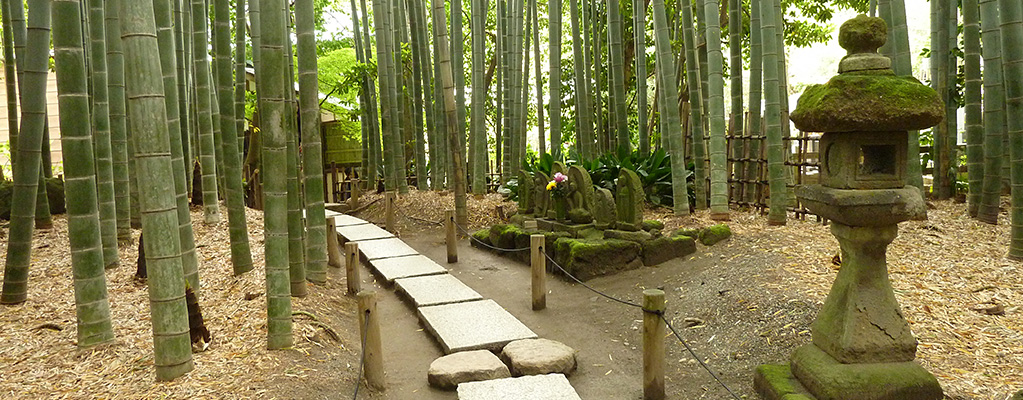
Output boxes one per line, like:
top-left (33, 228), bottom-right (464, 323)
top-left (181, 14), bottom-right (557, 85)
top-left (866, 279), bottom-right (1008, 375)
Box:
top-left (337, 223), bottom-right (394, 242)
top-left (355, 237), bottom-right (419, 261)
top-left (396, 274), bottom-right (483, 307)
top-left (456, 374), bottom-right (581, 400)
top-left (418, 299), bottom-right (538, 354)
top-left (367, 254), bottom-right (449, 283)
top-left (331, 214), bottom-right (370, 227)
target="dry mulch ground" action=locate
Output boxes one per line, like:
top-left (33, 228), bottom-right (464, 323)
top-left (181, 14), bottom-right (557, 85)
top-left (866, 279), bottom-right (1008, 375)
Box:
top-left (0, 190), bottom-right (1020, 399)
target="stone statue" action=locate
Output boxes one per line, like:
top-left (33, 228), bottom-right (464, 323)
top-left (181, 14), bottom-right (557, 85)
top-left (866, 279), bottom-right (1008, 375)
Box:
top-left (566, 166), bottom-right (594, 223)
top-left (517, 170), bottom-right (535, 214)
top-left (532, 171), bottom-right (551, 219)
top-left (615, 168), bottom-right (644, 231)
top-left (592, 188), bottom-right (617, 230)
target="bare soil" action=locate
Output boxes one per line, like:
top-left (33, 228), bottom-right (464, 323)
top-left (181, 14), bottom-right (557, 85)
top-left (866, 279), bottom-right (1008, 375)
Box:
top-left (1, 191), bottom-right (1019, 399)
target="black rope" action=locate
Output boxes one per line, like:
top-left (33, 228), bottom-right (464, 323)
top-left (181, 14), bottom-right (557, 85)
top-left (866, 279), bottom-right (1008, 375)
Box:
top-left (660, 314), bottom-right (742, 400)
top-left (352, 310), bottom-right (371, 400)
top-left (395, 209), bottom-right (443, 226)
top-left (542, 252), bottom-right (642, 309)
top-left (455, 223), bottom-right (531, 252)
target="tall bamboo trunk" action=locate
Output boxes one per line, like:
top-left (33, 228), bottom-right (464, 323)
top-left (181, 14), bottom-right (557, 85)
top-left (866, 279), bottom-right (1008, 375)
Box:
top-left (1, 0), bottom-right (16, 184)
top-left (745, 0), bottom-right (763, 205)
top-left (283, 5), bottom-right (308, 297)
top-left (235, 0), bottom-right (246, 156)
top-left (470, 0), bottom-right (488, 194)
top-left (728, 0), bottom-right (744, 201)
top-left (295, 0), bottom-right (327, 283)
top-left (359, 0), bottom-right (382, 188)
top-left (652, 0), bottom-right (690, 214)
top-left (963, 0), bottom-right (983, 216)
top-left (389, 0), bottom-right (407, 192)
top-left (105, 0), bottom-right (131, 242)
top-left (608, 0), bottom-right (630, 158)
top-left (452, 0), bottom-right (468, 190)
top-left (532, 0), bottom-right (544, 157)
top-left (1000, 0), bottom-right (1023, 259)
top-left (977, 0), bottom-right (1006, 223)
top-left (432, 0), bottom-right (469, 229)
top-left (681, 0), bottom-right (707, 209)
top-left (257, 0), bottom-right (295, 349)
top-left (120, 0), bottom-right (195, 379)
top-left (408, 0), bottom-right (428, 190)
top-left (761, 0), bottom-right (786, 225)
top-left (703, 0), bottom-right (729, 220)
top-left (635, 0), bottom-right (648, 157)
top-left (888, 0), bottom-right (921, 189)
top-left (929, 0), bottom-right (950, 199)
top-left (578, 0), bottom-right (594, 159)
top-left (192, 0), bottom-right (222, 222)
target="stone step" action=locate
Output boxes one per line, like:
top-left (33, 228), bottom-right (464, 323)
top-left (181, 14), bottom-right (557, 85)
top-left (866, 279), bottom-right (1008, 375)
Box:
top-left (367, 254), bottom-right (449, 283)
top-left (331, 214), bottom-right (370, 227)
top-left (418, 299), bottom-right (538, 354)
top-left (456, 374), bottom-right (581, 400)
top-left (336, 223), bottom-right (394, 242)
top-left (354, 237), bottom-right (419, 261)
top-left (396, 274), bottom-right (483, 307)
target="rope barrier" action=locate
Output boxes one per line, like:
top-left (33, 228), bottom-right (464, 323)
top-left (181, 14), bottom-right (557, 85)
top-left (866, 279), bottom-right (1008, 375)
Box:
top-left (455, 223), bottom-right (531, 253)
top-left (542, 252), bottom-right (642, 309)
top-left (352, 310), bottom-right (371, 400)
top-left (395, 209), bottom-right (443, 226)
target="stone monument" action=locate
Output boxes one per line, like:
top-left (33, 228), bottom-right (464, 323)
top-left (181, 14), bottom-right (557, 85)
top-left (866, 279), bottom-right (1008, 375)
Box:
top-left (517, 170), bottom-right (535, 215)
top-left (754, 15), bottom-right (944, 400)
top-left (615, 169), bottom-right (645, 231)
top-left (566, 166), bottom-right (595, 223)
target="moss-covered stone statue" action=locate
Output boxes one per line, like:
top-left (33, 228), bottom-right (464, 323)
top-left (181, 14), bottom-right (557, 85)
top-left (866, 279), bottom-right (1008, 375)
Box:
top-left (517, 170), bottom-right (535, 214)
top-left (566, 166), bottom-right (594, 223)
top-left (755, 15), bottom-right (943, 400)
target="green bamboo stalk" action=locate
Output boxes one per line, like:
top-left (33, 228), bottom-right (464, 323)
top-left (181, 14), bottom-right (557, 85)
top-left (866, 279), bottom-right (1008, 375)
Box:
top-left (702, 0), bottom-right (728, 219)
top-left (176, 0), bottom-right (191, 187)
top-left (594, 1), bottom-right (605, 155)
top-left (432, 0), bottom-right (469, 229)
top-left (282, 4), bottom-right (307, 295)
top-left (929, 0), bottom-right (949, 199)
top-left (652, 0), bottom-right (690, 215)
top-left (235, 0), bottom-right (246, 156)
top-left (681, 0), bottom-right (706, 210)
top-left (500, 0), bottom-right (512, 180)
top-left (1, 0), bottom-right (18, 171)
top-left (152, 0), bottom-right (201, 288)
top-left (359, 0), bottom-right (382, 188)
top-left (728, 0), bottom-right (743, 199)
top-left (963, 0), bottom-right (983, 216)
top-left (578, 0), bottom-right (593, 159)
top-left (1000, 0), bottom-right (1023, 259)
top-left (471, 0), bottom-right (488, 194)
top-left (51, 0), bottom-right (116, 347)
top-left (214, 0), bottom-right (255, 275)
top-left (635, 0), bottom-right (648, 157)
top-left (494, 0), bottom-right (503, 176)
top-left (374, 0), bottom-right (396, 191)
top-left (6, 0), bottom-right (24, 158)
top-left (119, 0), bottom-right (194, 379)
top-left (762, 0), bottom-right (785, 225)
top-left (608, 0), bottom-right (630, 158)
top-left (258, 0), bottom-right (295, 349)
top-left (452, 0), bottom-right (468, 185)
top-left (192, 0), bottom-right (222, 222)
top-left (557, 0), bottom-right (569, 160)
top-left (519, 0), bottom-right (531, 169)
top-left (532, 0), bottom-right (543, 157)
top-left (744, 0), bottom-right (763, 205)
top-left (295, 0), bottom-right (327, 283)
top-left (407, 0), bottom-right (428, 190)
top-left (977, 0), bottom-right (1006, 224)
top-left (1, 0), bottom-right (52, 305)
top-left (408, 0), bottom-right (433, 191)
top-left (390, 0), bottom-right (407, 192)
top-left (889, 0), bottom-right (921, 189)
top-left (432, 0), bottom-right (448, 188)
top-left (85, 0), bottom-right (118, 268)
top-left (106, 0), bottom-right (131, 242)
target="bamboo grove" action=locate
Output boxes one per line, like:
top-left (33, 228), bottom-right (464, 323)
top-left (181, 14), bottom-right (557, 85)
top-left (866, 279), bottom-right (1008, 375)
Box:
top-left (1, 0), bottom-right (1023, 384)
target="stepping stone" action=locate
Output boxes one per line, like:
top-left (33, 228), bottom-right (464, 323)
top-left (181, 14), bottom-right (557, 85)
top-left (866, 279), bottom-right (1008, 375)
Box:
top-left (501, 339), bottom-right (577, 376)
top-left (418, 299), bottom-right (537, 354)
top-left (355, 237), bottom-right (419, 261)
top-left (367, 254), bottom-right (448, 282)
top-left (428, 350), bottom-right (511, 390)
top-left (332, 214), bottom-right (369, 227)
top-left (456, 374), bottom-right (581, 400)
top-left (396, 274), bottom-right (483, 307)
top-left (337, 223), bottom-right (394, 242)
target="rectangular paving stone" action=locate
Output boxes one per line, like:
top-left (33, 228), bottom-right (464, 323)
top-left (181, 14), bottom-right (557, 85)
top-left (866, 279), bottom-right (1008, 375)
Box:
top-left (355, 237), bottom-right (419, 261)
top-left (395, 274), bottom-right (483, 307)
top-left (368, 254), bottom-right (448, 282)
top-left (331, 214), bottom-right (369, 227)
top-left (456, 374), bottom-right (581, 400)
top-left (418, 299), bottom-right (537, 354)
top-left (337, 223), bottom-right (394, 242)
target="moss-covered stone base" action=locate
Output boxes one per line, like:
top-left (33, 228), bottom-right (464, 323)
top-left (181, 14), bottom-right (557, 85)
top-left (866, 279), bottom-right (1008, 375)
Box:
top-left (757, 344), bottom-right (943, 400)
top-left (699, 224), bottom-right (732, 246)
top-left (552, 238), bottom-right (642, 281)
top-left (642, 235), bottom-right (696, 266)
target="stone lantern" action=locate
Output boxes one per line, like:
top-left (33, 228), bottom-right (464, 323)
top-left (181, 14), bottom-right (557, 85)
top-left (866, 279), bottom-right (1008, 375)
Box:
top-left (754, 15), bottom-right (944, 400)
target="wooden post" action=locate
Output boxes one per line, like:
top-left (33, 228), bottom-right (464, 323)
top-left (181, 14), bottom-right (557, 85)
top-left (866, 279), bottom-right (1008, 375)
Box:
top-left (326, 217), bottom-right (342, 268)
top-left (445, 210), bottom-right (457, 263)
top-left (384, 191), bottom-right (396, 233)
top-left (530, 234), bottom-right (546, 310)
top-left (357, 291), bottom-right (384, 390)
top-left (643, 289), bottom-right (665, 400)
top-left (345, 242), bottom-right (361, 295)
top-left (350, 178), bottom-right (361, 209)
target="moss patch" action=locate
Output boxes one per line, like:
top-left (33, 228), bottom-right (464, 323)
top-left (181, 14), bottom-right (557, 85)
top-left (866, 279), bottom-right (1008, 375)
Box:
top-left (641, 220), bottom-right (665, 231)
top-left (553, 238), bottom-right (641, 281)
top-left (471, 228), bottom-right (492, 248)
top-left (699, 224), bottom-right (732, 246)
top-left (790, 74), bottom-right (943, 133)
top-left (641, 235), bottom-right (696, 266)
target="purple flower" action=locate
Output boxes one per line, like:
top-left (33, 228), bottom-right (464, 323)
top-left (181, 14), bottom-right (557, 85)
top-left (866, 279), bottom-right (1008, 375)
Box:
top-left (553, 172), bottom-right (567, 183)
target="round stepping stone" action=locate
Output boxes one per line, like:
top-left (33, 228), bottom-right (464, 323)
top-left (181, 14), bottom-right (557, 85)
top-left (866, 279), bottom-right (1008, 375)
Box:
top-left (500, 339), bottom-right (577, 376)
top-left (427, 350), bottom-right (511, 390)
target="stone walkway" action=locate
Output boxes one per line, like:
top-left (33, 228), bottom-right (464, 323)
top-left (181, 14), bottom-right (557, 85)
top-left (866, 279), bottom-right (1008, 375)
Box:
top-left (328, 212), bottom-right (581, 398)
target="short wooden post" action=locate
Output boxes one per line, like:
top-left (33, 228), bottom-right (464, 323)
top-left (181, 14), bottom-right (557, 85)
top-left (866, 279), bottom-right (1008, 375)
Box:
top-left (326, 217), bottom-right (342, 268)
top-left (643, 289), bottom-right (665, 400)
top-left (357, 291), bottom-right (384, 390)
top-left (350, 178), bottom-right (361, 209)
top-left (384, 191), bottom-right (396, 233)
top-left (345, 242), bottom-right (361, 295)
top-left (530, 234), bottom-right (546, 310)
top-left (445, 209), bottom-right (457, 263)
